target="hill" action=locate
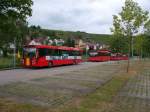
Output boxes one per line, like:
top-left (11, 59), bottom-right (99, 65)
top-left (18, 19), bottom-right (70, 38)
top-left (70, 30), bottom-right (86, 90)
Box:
top-left (30, 26), bottom-right (112, 44)
top-left (87, 34), bottom-right (112, 44)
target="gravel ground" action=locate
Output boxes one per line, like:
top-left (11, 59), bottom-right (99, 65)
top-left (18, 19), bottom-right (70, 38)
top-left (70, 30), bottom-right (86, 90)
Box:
top-left (0, 61), bottom-right (124, 106)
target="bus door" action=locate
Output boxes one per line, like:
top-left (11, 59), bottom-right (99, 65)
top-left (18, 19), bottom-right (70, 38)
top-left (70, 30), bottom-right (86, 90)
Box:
top-left (23, 48), bottom-right (36, 66)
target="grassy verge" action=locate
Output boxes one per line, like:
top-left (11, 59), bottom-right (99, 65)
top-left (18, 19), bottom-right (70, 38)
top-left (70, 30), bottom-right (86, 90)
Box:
top-left (0, 99), bottom-right (47, 112)
top-left (0, 57), bottom-right (20, 69)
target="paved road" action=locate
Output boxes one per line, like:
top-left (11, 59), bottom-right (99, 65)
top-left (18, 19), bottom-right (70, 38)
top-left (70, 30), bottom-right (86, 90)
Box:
top-left (0, 62), bottom-right (110, 85)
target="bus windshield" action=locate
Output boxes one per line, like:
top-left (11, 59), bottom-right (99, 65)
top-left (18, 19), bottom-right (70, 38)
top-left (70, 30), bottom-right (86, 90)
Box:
top-left (23, 48), bottom-right (36, 58)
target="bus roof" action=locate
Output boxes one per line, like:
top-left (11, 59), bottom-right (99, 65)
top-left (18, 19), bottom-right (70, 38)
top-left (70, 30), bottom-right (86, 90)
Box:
top-left (24, 45), bottom-right (82, 51)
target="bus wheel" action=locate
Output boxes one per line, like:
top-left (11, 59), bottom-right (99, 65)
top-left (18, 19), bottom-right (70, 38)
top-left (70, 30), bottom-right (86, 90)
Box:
top-left (48, 62), bottom-right (53, 68)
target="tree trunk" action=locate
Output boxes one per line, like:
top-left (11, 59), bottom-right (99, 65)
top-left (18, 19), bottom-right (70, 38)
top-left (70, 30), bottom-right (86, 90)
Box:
top-left (127, 36), bottom-right (132, 73)
top-left (131, 36), bottom-right (134, 57)
top-left (127, 51), bottom-right (130, 73)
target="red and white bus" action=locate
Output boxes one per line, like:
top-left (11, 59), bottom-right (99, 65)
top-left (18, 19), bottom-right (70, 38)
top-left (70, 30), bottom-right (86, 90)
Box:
top-left (22, 45), bottom-right (83, 68)
top-left (110, 53), bottom-right (128, 61)
top-left (88, 50), bottom-right (111, 62)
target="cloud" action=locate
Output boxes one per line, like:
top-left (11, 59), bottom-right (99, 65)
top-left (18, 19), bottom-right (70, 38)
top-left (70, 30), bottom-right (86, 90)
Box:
top-left (28, 0), bottom-right (150, 34)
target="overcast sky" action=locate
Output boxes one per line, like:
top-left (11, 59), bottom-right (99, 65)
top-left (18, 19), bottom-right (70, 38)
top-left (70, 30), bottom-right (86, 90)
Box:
top-left (28, 0), bottom-right (150, 34)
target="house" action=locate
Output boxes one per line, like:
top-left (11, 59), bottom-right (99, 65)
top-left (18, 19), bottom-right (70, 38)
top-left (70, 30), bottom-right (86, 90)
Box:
top-left (53, 39), bottom-right (65, 46)
top-left (99, 43), bottom-right (110, 49)
top-left (28, 40), bottom-right (41, 45)
top-left (27, 38), bottom-right (45, 45)
top-left (75, 38), bottom-right (86, 49)
top-left (26, 37), bottom-right (65, 46)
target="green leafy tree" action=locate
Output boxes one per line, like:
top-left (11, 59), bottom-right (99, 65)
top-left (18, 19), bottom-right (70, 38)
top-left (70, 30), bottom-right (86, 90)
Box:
top-left (65, 37), bottom-right (75, 47)
top-left (16, 21), bottom-right (29, 48)
top-left (110, 15), bottom-right (128, 54)
top-left (29, 25), bottom-right (41, 39)
top-left (143, 36), bottom-right (150, 57)
top-left (110, 36), bottom-right (128, 54)
top-left (144, 20), bottom-right (150, 57)
top-left (111, 0), bottom-right (149, 72)
top-left (134, 35), bottom-right (145, 58)
top-left (145, 19), bottom-right (150, 35)
top-left (0, 0), bottom-right (33, 56)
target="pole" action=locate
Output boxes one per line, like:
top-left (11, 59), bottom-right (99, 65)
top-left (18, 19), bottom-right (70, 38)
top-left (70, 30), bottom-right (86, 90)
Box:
top-left (86, 45), bottom-right (89, 60)
top-left (86, 49), bottom-right (88, 60)
top-left (13, 38), bottom-right (16, 68)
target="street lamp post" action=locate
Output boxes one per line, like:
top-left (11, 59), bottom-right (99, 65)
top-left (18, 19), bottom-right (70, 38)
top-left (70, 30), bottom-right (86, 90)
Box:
top-left (13, 38), bottom-right (16, 68)
top-left (86, 45), bottom-right (89, 59)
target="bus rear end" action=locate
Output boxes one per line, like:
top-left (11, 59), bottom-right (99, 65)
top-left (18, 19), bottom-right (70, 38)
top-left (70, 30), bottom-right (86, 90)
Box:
top-left (110, 53), bottom-right (128, 61)
top-left (88, 50), bottom-right (111, 62)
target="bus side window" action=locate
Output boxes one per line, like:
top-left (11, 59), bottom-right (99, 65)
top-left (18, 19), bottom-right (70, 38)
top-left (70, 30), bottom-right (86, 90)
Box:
top-left (47, 49), bottom-right (54, 56)
top-left (72, 51), bottom-right (74, 56)
top-left (58, 50), bottom-right (62, 56)
top-left (61, 50), bottom-right (69, 56)
top-left (78, 51), bottom-right (81, 56)
top-left (39, 48), bottom-right (48, 57)
top-left (73, 51), bottom-right (80, 56)
top-left (69, 51), bottom-right (73, 56)
top-left (53, 50), bottom-right (59, 56)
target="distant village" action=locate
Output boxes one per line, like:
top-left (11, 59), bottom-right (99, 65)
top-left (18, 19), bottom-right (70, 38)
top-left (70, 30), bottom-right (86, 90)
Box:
top-left (0, 34), bottom-right (110, 57)
top-left (26, 36), bottom-right (109, 51)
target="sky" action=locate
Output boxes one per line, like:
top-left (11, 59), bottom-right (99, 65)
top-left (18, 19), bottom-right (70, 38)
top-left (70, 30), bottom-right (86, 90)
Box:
top-left (28, 0), bottom-right (150, 34)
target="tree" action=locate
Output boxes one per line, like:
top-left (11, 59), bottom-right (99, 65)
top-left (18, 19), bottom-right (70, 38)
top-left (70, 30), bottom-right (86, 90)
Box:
top-left (110, 36), bottom-right (128, 54)
top-left (144, 19), bottom-right (150, 57)
top-left (143, 36), bottom-right (150, 57)
top-left (16, 21), bottom-right (29, 48)
top-left (110, 15), bottom-right (128, 54)
top-left (134, 35), bottom-right (145, 58)
top-left (111, 0), bottom-right (149, 72)
top-left (65, 37), bottom-right (75, 47)
top-left (0, 0), bottom-right (33, 56)
top-left (29, 25), bottom-right (41, 39)
top-left (145, 19), bottom-right (150, 36)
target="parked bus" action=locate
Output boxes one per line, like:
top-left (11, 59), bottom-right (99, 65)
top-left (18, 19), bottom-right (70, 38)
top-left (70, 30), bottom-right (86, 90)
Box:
top-left (22, 45), bottom-right (83, 68)
top-left (88, 50), bottom-right (111, 62)
top-left (110, 53), bottom-right (128, 61)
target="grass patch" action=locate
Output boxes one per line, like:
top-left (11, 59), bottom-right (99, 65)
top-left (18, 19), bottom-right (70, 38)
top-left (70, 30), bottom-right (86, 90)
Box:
top-left (0, 98), bottom-right (46, 112)
top-left (0, 57), bottom-right (20, 69)
top-left (58, 75), bottom-right (130, 112)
